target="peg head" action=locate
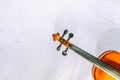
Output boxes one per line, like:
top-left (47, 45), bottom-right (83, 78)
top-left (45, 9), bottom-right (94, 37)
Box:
top-left (62, 51), bottom-right (67, 56)
top-left (69, 33), bottom-right (74, 38)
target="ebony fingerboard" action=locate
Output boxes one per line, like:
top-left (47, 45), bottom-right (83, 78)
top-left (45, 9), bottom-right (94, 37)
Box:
top-left (70, 44), bottom-right (120, 80)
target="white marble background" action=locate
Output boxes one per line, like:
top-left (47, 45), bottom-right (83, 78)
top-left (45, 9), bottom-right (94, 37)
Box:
top-left (0, 0), bottom-right (120, 80)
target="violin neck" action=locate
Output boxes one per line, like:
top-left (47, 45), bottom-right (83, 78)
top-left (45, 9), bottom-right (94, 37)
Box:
top-left (70, 44), bottom-right (120, 80)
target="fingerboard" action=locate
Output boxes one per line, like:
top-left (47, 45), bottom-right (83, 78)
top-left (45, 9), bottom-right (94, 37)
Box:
top-left (70, 44), bottom-right (120, 80)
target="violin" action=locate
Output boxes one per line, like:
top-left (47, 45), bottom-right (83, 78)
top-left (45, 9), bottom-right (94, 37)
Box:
top-left (52, 29), bottom-right (120, 80)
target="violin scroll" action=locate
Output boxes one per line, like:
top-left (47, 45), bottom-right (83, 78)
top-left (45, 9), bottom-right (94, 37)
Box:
top-left (52, 29), bottom-right (74, 56)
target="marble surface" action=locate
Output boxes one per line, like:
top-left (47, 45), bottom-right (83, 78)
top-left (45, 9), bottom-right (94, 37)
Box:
top-left (0, 0), bottom-right (120, 80)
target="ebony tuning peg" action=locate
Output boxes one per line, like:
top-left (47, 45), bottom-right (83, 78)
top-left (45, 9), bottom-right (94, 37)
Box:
top-left (68, 33), bottom-right (74, 40)
top-left (62, 29), bottom-right (68, 37)
top-left (57, 29), bottom-right (68, 51)
top-left (62, 33), bottom-right (74, 56)
top-left (62, 48), bottom-right (68, 56)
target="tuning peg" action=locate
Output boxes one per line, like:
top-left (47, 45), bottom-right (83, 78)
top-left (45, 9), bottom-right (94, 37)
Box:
top-left (56, 29), bottom-right (68, 51)
top-left (62, 33), bottom-right (74, 56)
top-left (62, 48), bottom-right (68, 56)
top-left (57, 45), bottom-right (61, 51)
top-left (68, 33), bottom-right (74, 40)
top-left (62, 29), bottom-right (68, 37)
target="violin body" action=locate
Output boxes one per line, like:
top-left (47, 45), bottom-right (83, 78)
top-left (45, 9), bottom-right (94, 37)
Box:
top-left (92, 50), bottom-right (120, 80)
